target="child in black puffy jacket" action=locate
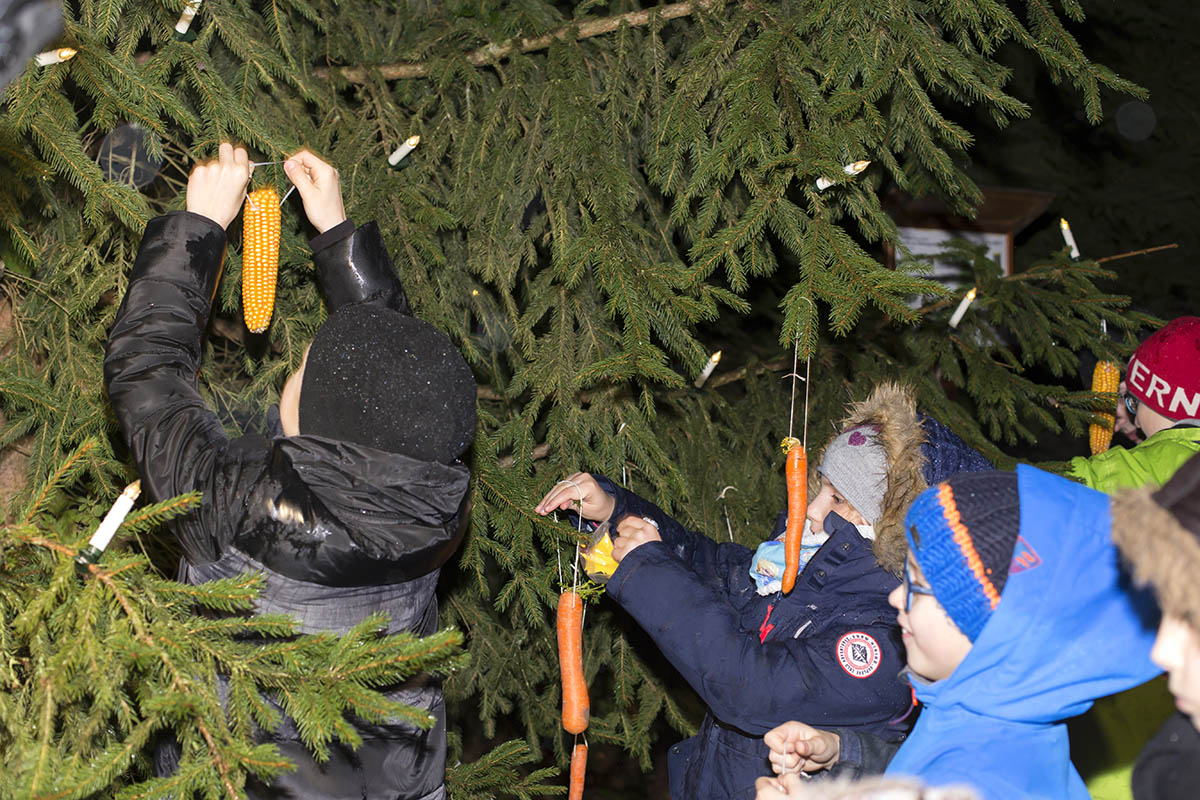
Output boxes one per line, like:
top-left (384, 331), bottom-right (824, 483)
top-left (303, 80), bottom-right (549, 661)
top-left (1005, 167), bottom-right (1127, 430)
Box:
top-left (105, 144), bottom-right (476, 800)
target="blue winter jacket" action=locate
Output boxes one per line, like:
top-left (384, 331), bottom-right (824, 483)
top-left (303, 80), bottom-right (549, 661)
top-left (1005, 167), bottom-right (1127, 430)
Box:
top-left (885, 465), bottom-right (1162, 799)
top-left (597, 476), bottom-right (911, 800)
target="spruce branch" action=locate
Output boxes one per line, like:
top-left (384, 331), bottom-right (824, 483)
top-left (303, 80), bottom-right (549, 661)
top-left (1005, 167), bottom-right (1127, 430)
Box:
top-left (19, 438), bottom-right (98, 525)
top-left (1094, 243), bottom-right (1178, 265)
top-left (314, 0), bottom-right (716, 82)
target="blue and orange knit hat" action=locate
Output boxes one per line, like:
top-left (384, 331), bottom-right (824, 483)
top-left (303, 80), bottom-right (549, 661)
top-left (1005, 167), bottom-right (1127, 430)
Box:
top-left (904, 471), bottom-right (1021, 641)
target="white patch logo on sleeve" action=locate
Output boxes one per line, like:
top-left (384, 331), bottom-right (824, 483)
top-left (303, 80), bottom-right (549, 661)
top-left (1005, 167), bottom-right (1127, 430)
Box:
top-left (836, 631), bottom-right (882, 678)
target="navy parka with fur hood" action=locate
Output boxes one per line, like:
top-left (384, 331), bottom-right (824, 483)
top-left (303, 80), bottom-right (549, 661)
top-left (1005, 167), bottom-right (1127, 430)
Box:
top-left (594, 384), bottom-right (991, 800)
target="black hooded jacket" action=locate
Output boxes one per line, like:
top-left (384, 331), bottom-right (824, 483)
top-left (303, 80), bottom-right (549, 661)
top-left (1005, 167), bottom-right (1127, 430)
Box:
top-left (104, 211), bottom-right (469, 800)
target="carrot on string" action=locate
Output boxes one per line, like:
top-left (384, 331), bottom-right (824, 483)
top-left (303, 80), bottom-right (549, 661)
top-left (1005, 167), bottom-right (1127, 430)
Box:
top-left (780, 334), bottom-right (811, 594)
top-left (555, 480), bottom-right (590, 735)
top-left (568, 737), bottom-right (588, 800)
top-left (779, 436), bottom-right (808, 594)
top-left (557, 589), bottom-right (589, 734)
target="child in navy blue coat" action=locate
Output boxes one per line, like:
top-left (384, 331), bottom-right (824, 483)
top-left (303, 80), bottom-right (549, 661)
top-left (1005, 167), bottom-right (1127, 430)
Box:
top-left (536, 383), bottom-right (990, 799)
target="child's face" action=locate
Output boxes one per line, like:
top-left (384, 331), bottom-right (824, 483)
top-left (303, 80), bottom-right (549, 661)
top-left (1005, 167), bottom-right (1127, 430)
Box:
top-left (807, 476), bottom-right (867, 530)
top-left (888, 555), bottom-right (973, 682)
top-left (1151, 613), bottom-right (1200, 729)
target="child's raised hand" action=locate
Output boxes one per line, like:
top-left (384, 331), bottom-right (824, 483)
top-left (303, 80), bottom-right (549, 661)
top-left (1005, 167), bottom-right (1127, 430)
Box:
top-left (186, 142), bottom-right (252, 229)
top-left (283, 150), bottom-right (346, 234)
top-left (754, 773), bottom-right (807, 799)
top-left (764, 721), bottom-right (841, 775)
top-left (611, 515), bottom-right (662, 561)
top-left (535, 473), bottom-right (615, 522)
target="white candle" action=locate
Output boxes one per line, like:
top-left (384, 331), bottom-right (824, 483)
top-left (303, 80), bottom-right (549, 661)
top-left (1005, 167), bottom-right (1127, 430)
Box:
top-left (1059, 218), bottom-right (1080, 260)
top-left (175, 0), bottom-right (203, 35)
top-left (693, 350), bottom-right (722, 388)
top-left (948, 287), bottom-right (977, 329)
top-left (387, 135), bottom-right (421, 166)
top-left (816, 160), bottom-right (871, 191)
top-left (34, 48), bottom-right (77, 66)
top-left (87, 481), bottom-right (142, 553)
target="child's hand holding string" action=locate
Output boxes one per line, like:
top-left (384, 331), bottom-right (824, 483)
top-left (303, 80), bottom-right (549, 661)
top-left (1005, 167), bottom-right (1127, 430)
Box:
top-left (535, 473), bottom-right (615, 522)
top-left (764, 721), bottom-right (841, 775)
top-left (186, 142), bottom-right (252, 229)
top-left (284, 150), bottom-right (346, 234)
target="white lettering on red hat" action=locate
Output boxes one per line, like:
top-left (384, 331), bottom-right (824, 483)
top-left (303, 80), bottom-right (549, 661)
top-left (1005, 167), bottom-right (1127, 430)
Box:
top-left (1170, 385), bottom-right (1200, 418)
top-left (1128, 358), bottom-right (1150, 394)
top-left (836, 631), bottom-right (882, 679)
top-left (1148, 374), bottom-right (1171, 409)
top-left (1127, 357), bottom-right (1200, 419)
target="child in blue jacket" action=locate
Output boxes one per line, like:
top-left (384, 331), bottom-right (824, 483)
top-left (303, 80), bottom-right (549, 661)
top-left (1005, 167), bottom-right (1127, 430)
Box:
top-left (537, 383), bottom-right (990, 799)
top-left (757, 467), bottom-right (1161, 800)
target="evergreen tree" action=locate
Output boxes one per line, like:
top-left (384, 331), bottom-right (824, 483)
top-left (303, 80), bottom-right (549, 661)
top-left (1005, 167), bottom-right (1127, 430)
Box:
top-left (0, 0), bottom-right (1151, 794)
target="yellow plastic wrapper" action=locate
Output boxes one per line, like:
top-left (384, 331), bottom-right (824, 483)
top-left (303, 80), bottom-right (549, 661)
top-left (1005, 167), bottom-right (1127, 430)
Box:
top-left (581, 522), bottom-right (620, 582)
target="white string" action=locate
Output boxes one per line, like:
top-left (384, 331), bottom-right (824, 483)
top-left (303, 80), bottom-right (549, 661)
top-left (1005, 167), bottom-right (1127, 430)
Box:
top-left (718, 485), bottom-right (737, 541)
top-left (788, 337), bottom-right (799, 441)
top-left (250, 160), bottom-right (285, 167)
top-left (803, 354), bottom-right (811, 451)
top-left (617, 422), bottom-right (629, 487)
top-left (243, 191), bottom-right (258, 212)
top-left (555, 479), bottom-right (586, 594)
top-left (279, 184), bottom-right (296, 206)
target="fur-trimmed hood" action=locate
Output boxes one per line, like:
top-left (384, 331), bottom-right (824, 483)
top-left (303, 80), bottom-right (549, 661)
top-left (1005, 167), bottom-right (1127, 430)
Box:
top-left (1112, 451), bottom-right (1200, 623)
top-left (819, 383), bottom-right (992, 575)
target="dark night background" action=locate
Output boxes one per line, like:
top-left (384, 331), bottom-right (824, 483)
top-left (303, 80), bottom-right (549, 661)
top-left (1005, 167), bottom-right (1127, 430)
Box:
top-left (962, 0), bottom-right (1199, 460)
top-left (970, 1), bottom-right (1198, 322)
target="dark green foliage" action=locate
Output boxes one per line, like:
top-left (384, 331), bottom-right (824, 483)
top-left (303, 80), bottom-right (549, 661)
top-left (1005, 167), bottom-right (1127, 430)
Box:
top-left (0, 442), bottom-right (465, 799)
top-left (0, 0), bottom-right (1149, 794)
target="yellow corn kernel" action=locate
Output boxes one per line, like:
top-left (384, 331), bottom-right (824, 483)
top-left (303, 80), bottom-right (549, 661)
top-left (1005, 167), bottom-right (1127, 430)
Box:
top-left (1089, 360), bottom-right (1120, 454)
top-left (242, 187), bottom-right (281, 334)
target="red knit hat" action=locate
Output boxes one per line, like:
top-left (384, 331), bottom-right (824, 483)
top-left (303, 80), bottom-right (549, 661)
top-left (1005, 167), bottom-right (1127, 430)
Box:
top-left (1125, 316), bottom-right (1200, 421)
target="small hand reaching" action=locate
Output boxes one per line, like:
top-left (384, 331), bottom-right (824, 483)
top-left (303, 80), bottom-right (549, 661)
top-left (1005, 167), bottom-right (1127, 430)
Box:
top-left (764, 721), bottom-right (841, 776)
top-left (283, 150), bottom-right (347, 234)
top-left (535, 473), bottom-right (616, 522)
top-left (186, 142), bottom-right (252, 230)
top-left (611, 514), bottom-right (662, 562)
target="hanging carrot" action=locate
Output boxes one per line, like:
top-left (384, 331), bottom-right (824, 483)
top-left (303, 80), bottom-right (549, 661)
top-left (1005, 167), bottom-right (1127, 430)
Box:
top-left (779, 437), bottom-right (808, 594)
top-left (568, 740), bottom-right (588, 800)
top-left (557, 590), bottom-right (589, 734)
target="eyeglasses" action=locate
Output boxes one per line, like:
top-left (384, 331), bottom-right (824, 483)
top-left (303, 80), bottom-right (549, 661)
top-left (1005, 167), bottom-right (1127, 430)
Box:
top-left (904, 561), bottom-right (936, 612)
top-left (1123, 392), bottom-right (1139, 417)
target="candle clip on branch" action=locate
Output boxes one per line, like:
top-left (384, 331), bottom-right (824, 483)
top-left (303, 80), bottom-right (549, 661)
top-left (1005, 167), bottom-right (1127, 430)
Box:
top-left (313, 0), bottom-right (714, 83)
top-left (948, 287), bottom-right (977, 329)
top-left (34, 48), bottom-right (76, 66)
top-left (693, 350), bottom-right (722, 388)
top-left (174, 0), bottom-right (204, 42)
top-left (74, 480), bottom-right (142, 574)
top-left (388, 135), bottom-right (421, 168)
top-left (1060, 218), bottom-right (1081, 260)
top-left (816, 161), bottom-right (871, 192)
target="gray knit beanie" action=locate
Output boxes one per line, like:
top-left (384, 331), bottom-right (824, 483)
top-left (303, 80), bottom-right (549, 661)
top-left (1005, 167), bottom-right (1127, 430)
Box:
top-left (817, 424), bottom-right (888, 526)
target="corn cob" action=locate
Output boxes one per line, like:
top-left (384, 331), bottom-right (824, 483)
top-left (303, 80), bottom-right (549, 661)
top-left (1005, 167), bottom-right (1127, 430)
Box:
top-left (1089, 360), bottom-right (1120, 454)
top-left (242, 187), bottom-right (281, 334)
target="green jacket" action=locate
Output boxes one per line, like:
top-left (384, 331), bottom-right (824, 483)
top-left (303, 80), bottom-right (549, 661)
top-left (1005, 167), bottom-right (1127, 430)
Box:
top-left (1068, 425), bottom-right (1200, 493)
